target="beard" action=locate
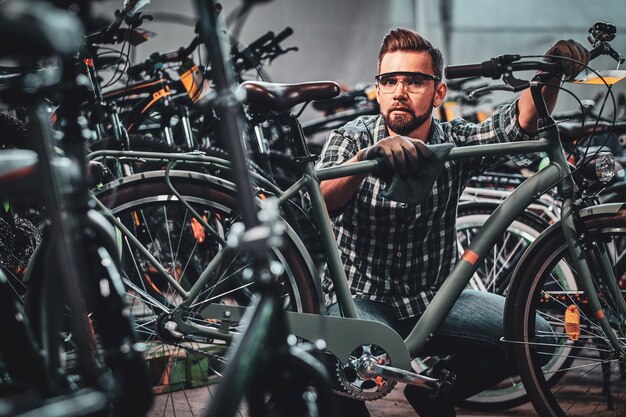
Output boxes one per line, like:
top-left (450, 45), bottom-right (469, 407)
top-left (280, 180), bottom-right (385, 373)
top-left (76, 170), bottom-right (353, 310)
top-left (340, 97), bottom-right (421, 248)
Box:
top-left (383, 104), bottom-right (433, 136)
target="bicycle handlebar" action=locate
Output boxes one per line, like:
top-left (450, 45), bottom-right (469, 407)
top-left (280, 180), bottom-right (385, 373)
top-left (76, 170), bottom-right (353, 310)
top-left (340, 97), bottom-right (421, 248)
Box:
top-left (86, 0), bottom-right (146, 46)
top-left (248, 30), bottom-right (274, 50)
top-left (273, 27), bottom-right (294, 45)
top-left (127, 37), bottom-right (200, 79)
top-left (445, 55), bottom-right (561, 80)
top-left (232, 26), bottom-right (295, 73)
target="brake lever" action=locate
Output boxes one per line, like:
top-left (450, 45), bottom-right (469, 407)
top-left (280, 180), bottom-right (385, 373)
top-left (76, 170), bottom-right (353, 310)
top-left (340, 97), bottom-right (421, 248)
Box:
top-left (468, 84), bottom-right (515, 99)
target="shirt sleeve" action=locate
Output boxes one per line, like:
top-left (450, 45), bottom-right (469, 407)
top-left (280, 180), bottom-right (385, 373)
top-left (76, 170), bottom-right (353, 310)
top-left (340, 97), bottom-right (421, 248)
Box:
top-left (448, 99), bottom-right (543, 172)
top-left (316, 128), bottom-right (361, 170)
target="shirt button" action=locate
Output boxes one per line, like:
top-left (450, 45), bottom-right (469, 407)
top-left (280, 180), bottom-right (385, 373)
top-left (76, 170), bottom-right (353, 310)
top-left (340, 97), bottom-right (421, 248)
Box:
top-left (396, 251), bottom-right (402, 258)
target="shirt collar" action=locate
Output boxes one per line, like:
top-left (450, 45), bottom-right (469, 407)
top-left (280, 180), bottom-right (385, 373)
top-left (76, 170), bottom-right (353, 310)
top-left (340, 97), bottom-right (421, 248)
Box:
top-left (375, 114), bottom-right (445, 144)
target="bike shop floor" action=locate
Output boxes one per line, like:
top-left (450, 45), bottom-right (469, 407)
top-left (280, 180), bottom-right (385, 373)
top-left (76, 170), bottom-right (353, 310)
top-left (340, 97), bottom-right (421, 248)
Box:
top-left (148, 383), bottom-right (540, 416)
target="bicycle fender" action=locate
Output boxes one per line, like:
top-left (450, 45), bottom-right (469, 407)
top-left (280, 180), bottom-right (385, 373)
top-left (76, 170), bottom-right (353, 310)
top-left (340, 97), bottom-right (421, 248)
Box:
top-left (96, 170), bottom-right (322, 308)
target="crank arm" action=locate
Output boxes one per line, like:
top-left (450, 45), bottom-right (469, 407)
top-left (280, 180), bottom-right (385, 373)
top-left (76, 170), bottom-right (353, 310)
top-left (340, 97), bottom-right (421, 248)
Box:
top-left (361, 362), bottom-right (438, 390)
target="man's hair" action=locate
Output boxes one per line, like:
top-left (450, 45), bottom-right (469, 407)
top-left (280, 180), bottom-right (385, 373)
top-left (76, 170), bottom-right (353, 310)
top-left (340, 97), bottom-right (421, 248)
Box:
top-left (377, 28), bottom-right (444, 78)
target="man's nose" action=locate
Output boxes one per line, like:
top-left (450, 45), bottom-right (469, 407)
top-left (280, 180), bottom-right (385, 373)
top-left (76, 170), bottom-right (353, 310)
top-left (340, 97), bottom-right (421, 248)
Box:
top-left (393, 80), bottom-right (409, 98)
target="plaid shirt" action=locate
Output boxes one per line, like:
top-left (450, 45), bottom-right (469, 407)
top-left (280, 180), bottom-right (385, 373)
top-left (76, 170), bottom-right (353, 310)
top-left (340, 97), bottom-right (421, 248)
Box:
top-left (316, 100), bottom-right (538, 320)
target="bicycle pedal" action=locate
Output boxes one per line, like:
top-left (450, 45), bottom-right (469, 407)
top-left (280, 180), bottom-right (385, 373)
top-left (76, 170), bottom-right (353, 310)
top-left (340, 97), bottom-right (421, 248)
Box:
top-left (433, 369), bottom-right (456, 399)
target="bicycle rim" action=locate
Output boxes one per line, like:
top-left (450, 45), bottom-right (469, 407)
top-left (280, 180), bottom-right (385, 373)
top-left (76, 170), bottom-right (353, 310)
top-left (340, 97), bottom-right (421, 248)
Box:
top-left (96, 173), bottom-right (320, 416)
top-left (456, 209), bottom-right (547, 410)
top-left (510, 211), bottom-right (626, 417)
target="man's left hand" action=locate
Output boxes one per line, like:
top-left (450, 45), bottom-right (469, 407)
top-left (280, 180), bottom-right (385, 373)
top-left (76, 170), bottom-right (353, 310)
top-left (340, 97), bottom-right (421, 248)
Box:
top-left (545, 39), bottom-right (591, 81)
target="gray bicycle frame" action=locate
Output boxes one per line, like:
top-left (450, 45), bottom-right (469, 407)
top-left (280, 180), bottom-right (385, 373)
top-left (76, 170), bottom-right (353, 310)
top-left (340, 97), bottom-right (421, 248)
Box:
top-left (89, 122), bottom-right (626, 357)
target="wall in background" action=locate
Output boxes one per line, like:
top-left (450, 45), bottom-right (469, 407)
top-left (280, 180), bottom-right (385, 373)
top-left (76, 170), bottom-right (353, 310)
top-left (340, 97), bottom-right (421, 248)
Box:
top-left (93, 0), bottom-right (626, 116)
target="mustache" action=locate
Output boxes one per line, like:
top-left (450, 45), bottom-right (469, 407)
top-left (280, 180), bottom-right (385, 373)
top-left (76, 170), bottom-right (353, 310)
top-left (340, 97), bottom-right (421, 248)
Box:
top-left (388, 105), bottom-right (415, 115)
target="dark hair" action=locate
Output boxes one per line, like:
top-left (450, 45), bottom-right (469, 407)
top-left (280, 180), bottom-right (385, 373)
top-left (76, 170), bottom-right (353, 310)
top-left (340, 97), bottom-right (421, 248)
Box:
top-left (378, 28), bottom-right (444, 78)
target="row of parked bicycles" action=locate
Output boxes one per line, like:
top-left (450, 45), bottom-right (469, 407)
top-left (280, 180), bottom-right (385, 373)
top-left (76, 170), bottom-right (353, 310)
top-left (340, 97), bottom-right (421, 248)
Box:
top-left (1, 0), bottom-right (626, 416)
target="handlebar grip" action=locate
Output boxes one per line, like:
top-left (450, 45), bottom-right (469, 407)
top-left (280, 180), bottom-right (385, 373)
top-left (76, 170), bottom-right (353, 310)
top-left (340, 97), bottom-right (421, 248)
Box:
top-left (273, 27), bottom-right (293, 45)
top-left (445, 59), bottom-right (500, 80)
top-left (248, 31), bottom-right (274, 51)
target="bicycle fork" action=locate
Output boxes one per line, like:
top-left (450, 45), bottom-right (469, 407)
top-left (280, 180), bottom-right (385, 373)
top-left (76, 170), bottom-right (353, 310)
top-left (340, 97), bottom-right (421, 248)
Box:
top-left (561, 198), bottom-right (626, 354)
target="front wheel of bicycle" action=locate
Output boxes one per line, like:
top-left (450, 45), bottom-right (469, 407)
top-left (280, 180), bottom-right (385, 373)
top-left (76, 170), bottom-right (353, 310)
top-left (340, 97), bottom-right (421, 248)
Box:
top-left (507, 208), bottom-right (626, 417)
top-left (95, 170), bottom-right (321, 416)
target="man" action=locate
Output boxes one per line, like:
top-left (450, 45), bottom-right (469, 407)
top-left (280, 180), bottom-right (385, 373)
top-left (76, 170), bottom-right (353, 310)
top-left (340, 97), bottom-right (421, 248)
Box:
top-left (316, 28), bottom-right (589, 417)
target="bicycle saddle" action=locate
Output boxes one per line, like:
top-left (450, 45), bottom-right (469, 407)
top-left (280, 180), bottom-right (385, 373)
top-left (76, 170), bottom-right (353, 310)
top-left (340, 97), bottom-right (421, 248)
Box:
top-left (241, 81), bottom-right (340, 112)
top-left (0, 2), bottom-right (83, 58)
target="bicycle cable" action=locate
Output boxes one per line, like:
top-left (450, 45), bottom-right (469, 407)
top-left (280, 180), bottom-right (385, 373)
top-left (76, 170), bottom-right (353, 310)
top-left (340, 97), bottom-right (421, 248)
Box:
top-left (514, 55), bottom-right (620, 198)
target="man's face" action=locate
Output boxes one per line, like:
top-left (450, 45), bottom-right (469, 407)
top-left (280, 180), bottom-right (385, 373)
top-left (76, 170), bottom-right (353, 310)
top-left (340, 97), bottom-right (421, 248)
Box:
top-left (376, 51), bottom-right (446, 136)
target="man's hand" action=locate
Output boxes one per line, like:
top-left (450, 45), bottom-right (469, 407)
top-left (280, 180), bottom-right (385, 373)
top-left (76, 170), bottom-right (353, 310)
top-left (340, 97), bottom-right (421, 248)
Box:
top-left (545, 39), bottom-right (591, 81)
top-left (356, 135), bottom-right (433, 180)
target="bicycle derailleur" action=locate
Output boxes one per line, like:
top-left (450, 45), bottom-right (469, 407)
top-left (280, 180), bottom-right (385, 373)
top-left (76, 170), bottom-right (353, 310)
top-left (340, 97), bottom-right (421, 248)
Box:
top-left (334, 344), bottom-right (455, 401)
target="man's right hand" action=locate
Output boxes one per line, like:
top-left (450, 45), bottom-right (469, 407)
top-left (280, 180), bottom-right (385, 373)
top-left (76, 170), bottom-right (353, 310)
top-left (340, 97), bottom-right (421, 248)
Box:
top-left (356, 135), bottom-right (432, 180)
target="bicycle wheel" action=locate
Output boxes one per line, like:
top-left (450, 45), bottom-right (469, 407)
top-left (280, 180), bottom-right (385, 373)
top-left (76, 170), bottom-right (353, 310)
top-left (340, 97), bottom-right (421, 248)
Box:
top-left (456, 203), bottom-right (549, 296)
top-left (24, 220), bottom-right (154, 416)
top-left (456, 204), bottom-right (551, 410)
top-left (508, 209), bottom-right (626, 417)
top-left (95, 170), bottom-right (320, 416)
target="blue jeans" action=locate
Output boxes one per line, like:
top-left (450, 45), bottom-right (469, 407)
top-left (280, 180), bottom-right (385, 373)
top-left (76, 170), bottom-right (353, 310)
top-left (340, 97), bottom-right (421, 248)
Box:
top-left (328, 289), bottom-right (555, 401)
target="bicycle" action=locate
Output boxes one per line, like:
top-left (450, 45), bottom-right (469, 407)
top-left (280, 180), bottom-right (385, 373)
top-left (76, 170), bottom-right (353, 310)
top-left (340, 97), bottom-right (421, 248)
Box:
top-left (0, 1), bottom-right (153, 415)
top-left (86, 29), bottom-right (625, 417)
top-left (182, 1), bottom-right (339, 416)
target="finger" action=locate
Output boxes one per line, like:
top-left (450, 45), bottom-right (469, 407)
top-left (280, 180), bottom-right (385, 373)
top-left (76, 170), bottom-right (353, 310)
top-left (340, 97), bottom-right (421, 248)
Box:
top-left (392, 145), bottom-right (408, 179)
top-left (400, 142), bottom-right (420, 177)
top-left (568, 41), bottom-right (586, 78)
top-left (413, 140), bottom-right (434, 160)
top-left (404, 148), bottom-right (421, 179)
top-left (573, 42), bottom-right (590, 77)
top-left (360, 147), bottom-right (376, 161)
top-left (546, 40), bottom-right (566, 61)
top-left (380, 147), bottom-right (396, 173)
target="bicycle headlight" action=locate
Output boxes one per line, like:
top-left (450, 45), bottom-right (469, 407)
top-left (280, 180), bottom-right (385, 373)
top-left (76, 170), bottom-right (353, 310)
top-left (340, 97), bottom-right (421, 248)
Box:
top-left (595, 152), bottom-right (615, 183)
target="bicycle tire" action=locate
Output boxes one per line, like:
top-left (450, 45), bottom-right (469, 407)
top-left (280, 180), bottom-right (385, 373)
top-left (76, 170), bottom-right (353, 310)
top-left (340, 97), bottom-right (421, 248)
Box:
top-left (23, 216), bottom-right (154, 416)
top-left (0, 269), bottom-right (49, 393)
top-left (455, 204), bottom-right (548, 411)
top-left (506, 209), bottom-right (626, 417)
top-left (456, 203), bottom-right (549, 296)
top-left (94, 170), bottom-right (320, 416)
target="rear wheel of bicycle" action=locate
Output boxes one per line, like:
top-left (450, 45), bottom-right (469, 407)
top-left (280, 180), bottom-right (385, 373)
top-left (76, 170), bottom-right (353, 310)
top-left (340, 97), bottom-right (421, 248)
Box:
top-left (508, 210), bottom-right (626, 417)
top-left (455, 205), bottom-right (552, 411)
top-left (456, 203), bottom-right (549, 296)
top-left (95, 171), bottom-right (320, 416)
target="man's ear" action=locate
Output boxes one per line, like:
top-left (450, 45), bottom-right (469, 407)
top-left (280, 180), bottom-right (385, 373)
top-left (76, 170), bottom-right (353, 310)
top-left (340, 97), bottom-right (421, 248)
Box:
top-left (432, 82), bottom-right (447, 107)
top-left (375, 84), bottom-right (381, 104)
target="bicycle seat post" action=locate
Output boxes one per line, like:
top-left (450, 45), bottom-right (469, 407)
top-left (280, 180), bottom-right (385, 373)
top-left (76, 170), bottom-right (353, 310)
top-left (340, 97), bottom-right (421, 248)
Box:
top-left (282, 112), bottom-right (317, 162)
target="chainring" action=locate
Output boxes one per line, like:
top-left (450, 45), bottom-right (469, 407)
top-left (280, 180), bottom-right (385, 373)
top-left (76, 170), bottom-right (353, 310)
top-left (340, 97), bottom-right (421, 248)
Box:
top-left (335, 344), bottom-right (397, 401)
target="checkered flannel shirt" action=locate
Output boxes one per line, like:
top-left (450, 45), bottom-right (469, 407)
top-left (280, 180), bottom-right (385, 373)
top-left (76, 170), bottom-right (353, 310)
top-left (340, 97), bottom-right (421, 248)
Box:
top-left (316, 100), bottom-right (539, 320)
